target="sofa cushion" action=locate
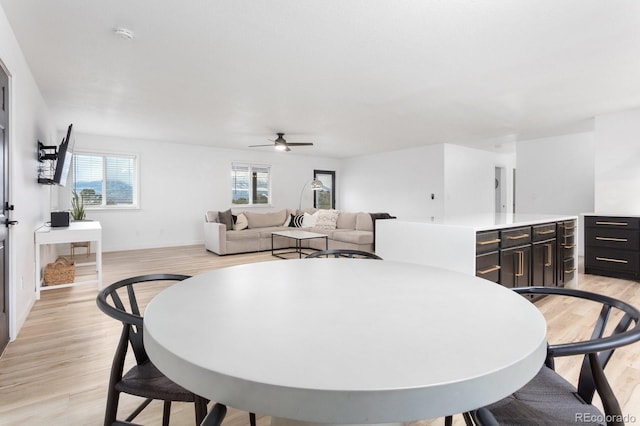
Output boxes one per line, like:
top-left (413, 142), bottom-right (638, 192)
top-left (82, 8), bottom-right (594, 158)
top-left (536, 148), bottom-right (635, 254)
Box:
top-left (336, 211), bottom-right (357, 229)
top-left (233, 213), bottom-right (248, 230)
top-left (245, 210), bottom-right (287, 228)
top-left (290, 214), bottom-right (304, 228)
top-left (258, 226), bottom-right (293, 239)
top-left (330, 229), bottom-right (374, 245)
top-left (355, 212), bottom-right (373, 231)
top-left (205, 211), bottom-right (219, 223)
top-left (226, 229), bottom-right (261, 241)
top-left (302, 211), bottom-right (319, 227)
top-left (314, 209), bottom-right (339, 231)
top-left (218, 209), bottom-right (234, 230)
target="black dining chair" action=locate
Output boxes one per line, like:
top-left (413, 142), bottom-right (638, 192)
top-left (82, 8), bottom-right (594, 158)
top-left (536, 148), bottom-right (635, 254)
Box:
top-left (468, 286), bottom-right (640, 426)
top-left (96, 274), bottom-right (209, 426)
top-left (305, 249), bottom-right (382, 259)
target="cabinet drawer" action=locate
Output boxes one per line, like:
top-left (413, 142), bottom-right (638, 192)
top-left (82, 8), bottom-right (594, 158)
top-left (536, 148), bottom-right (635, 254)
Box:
top-left (532, 223), bottom-right (556, 241)
top-left (585, 247), bottom-right (640, 273)
top-left (585, 216), bottom-right (640, 230)
top-left (476, 251), bottom-right (500, 283)
top-left (586, 228), bottom-right (640, 250)
top-left (560, 233), bottom-right (576, 251)
top-left (501, 226), bottom-right (532, 248)
top-left (476, 231), bottom-right (500, 254)
top-left (562, 257), bottom-right (576, 283)
top-left (559, 220), bottom-right (577, 236)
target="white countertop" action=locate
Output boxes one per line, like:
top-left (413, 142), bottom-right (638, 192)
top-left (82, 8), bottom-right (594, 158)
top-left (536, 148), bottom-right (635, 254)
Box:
top-left (144, 259), bottom-right (547, 424)
top-left (397, 213), bottom-right (578, 231)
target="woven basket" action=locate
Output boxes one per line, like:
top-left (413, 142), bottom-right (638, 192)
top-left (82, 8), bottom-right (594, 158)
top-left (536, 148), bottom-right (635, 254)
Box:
top-left (43, 256), bottom-right (75, 285)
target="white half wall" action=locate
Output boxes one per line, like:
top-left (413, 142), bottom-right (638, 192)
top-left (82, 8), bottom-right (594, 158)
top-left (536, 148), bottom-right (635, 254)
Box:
top-left (594, 108), bottom-right (640, 214)
top-left (60, 133), bottom-right (341, 252)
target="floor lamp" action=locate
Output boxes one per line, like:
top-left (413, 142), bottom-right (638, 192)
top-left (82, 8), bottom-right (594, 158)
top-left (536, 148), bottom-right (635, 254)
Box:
top-left (298, 178), bottom-right (323, 211)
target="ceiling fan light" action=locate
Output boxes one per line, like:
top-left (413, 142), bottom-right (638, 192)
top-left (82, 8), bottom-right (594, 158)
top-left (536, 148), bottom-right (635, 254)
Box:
top-left (275, 144), bottom-right (287, 151)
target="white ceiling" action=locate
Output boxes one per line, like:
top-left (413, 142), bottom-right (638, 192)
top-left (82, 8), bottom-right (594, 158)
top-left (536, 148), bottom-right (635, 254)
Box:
top-left (1, 0), bottom-right (639, 158)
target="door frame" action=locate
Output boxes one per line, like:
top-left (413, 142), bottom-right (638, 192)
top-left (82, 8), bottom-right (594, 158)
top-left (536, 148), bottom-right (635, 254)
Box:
top-left (0, 59), bottom-right (12, 352)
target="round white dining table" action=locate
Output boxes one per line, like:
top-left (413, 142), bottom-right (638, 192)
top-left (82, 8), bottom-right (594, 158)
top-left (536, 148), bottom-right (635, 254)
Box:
top-left (143, 259), bottom-right (547, 425)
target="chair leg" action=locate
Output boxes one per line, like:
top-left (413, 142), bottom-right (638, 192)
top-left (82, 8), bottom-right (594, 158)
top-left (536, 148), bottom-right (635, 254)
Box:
top-left (250, 412), bottom-right (257, 426)
top-left (444, 415), bottom-right (452, 426)
top-left (162, 401), bottom-right (171, 426)
top-left (194, 396), bottom-right (209, 424)
top-left (104, 388), bottom-right (120, 426)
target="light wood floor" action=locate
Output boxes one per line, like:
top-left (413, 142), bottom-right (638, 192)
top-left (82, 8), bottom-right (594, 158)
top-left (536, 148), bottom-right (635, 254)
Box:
top-left (0, 246), bottom-right (639, 426)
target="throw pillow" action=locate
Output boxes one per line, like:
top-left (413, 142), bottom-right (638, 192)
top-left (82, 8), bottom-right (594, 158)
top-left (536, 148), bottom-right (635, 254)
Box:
top-left (218, 209), bottom-right (234, 231)
top-left (290, 214), bottom-right (304, 228)
top-left (314, 209), bottom-right (339, 231)
top-left (302, 211), bottom-right (318, 228)
top-left (233, 213), bottom-right (248, 231)
top-left (283, 214), bottom-right (292, 227)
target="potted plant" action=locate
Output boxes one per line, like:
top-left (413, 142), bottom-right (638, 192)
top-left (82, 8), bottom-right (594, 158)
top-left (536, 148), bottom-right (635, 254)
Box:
top-left (71, 190), bottom-right (86, 221)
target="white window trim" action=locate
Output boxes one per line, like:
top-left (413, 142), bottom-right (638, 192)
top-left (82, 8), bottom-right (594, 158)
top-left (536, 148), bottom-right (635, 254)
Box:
top-left (231, 162), bottom-right (272, 207)
top-left (72, 150), bottom-right (141, 210)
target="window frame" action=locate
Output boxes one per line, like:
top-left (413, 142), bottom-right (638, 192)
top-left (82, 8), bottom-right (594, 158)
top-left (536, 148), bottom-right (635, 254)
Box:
top-left (71, 150), bottom-right (140, 210)
top-left (231, 162), bottom-right (272, 206)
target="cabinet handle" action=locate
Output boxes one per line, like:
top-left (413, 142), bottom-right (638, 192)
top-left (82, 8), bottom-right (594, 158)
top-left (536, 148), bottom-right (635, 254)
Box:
top-left (595, 236), bottom-right (628, 242)
top-left (545, 244), bottom-right (553, 267)
top-left (595, 221), bottom-right (628, 226)
top-left (536, 229), bottom-right (555, 235)
top-left (563, 244), bottom-right (576, 249)
top-left (515, 250), bottom-right (525, 277)
top-left (477, 265), bottom-right (501, 275)
top-left (564, 268), bottom-right (576, 274)
top-left (595, 256), bottom-right (629, 264)
top-left (507, 234), bottom-right (530, 240)
top-left (563, 225), bottom-right (576, 230)
top-left (477, 239), bottom-right (501, 245)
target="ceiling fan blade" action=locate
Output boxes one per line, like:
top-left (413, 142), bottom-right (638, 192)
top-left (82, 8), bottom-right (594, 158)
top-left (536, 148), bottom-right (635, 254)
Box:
top-left (248, 144), bottom-right (276, 147)
top-left (286, 143), bottom-right (314, 146)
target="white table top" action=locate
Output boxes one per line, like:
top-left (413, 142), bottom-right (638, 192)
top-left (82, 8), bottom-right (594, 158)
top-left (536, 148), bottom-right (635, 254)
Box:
top-left (144, 259), bottom-right (547, 424)
top-left (272, 229), bottom-right (329, 239)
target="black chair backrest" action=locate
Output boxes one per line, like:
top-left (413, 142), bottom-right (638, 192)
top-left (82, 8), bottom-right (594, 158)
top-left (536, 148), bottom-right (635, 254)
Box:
top-left (305, 249), bottom-right (382, 259)
top-left (514, 286), bottom-right (640, 404)
top-left (96, 274), bottom-right (191, 365)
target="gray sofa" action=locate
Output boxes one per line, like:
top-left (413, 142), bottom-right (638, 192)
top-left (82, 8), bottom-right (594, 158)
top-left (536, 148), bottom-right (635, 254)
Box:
top-left (204, 208), bottom-right (375, 255)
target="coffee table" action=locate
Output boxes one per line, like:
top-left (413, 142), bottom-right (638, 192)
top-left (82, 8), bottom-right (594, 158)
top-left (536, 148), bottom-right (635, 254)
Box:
top-left (271, 230), bottom-right (328, 259)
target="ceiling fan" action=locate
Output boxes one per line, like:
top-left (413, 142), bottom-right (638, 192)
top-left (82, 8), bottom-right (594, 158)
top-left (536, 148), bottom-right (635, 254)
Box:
top-left (249, 133), bottom-right (314, 152)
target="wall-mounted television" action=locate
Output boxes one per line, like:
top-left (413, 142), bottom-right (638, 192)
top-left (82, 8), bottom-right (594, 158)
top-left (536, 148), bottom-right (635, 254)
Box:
top-left (52, 123), bottom-right (75, 186)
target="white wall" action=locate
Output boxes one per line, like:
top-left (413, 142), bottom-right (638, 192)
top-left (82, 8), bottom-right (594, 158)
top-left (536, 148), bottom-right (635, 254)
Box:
top-left (1, 5), bottom-right (56, 339)
top-left (594, 108), bottom-right (640, 214)
top-left (516, 132), bottom-right (595, 215)
top-left (340, 144), bottom-right (445, 220)
top-left (59, 133), bottom-right (341, 252)
top-left (340, 143), bottom-right (515, 221)
top-left (443, 144), bottom-right (515, 217)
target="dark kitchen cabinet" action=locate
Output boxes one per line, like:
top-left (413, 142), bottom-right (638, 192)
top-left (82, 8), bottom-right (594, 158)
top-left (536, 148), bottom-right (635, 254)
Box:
top-left (500, 245), bottom-right (531, 288)
top-left (532, 239), bottom-right (556, 287)
top-left (475, 219), bottom-right (576, 290)
top-left (584, 215), bottom-right (640, 280)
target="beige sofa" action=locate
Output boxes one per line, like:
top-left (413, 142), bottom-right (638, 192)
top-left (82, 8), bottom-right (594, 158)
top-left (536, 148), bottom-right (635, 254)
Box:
top-left (204, 208), bottom-right (375, 255)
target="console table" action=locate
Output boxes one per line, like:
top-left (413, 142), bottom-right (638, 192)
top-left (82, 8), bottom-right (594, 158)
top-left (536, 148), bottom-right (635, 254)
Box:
top-left (34, 221), bottom-right (102, 299)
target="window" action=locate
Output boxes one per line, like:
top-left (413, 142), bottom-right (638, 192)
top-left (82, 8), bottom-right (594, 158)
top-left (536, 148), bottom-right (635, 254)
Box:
top-left (71, 152), bottom-right (139, 208)
top-left (314, 170), bottom-right (336, 209)
top-left (231, 163), bottom-right (271, 205)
